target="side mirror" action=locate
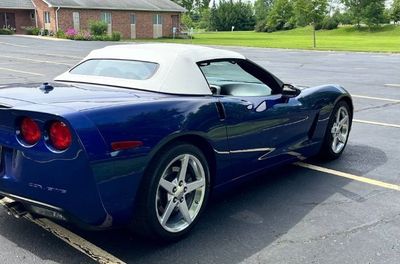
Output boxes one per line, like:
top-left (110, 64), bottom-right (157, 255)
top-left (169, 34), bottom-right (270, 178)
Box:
top-left (210, 84), bottom-right (221, 95)
top-left (282, 83), bottom-right (301, 98)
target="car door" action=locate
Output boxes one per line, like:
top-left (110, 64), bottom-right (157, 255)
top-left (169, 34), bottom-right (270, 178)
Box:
top-left (199, 59), bottom-right (315, 181)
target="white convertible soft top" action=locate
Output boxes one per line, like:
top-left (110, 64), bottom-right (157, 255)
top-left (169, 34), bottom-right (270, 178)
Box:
top-left (55, 43), bottom-right (245, 95)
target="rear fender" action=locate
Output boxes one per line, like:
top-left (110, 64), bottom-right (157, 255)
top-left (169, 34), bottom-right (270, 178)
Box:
top-left (0, 107), bottom-right (110, 226)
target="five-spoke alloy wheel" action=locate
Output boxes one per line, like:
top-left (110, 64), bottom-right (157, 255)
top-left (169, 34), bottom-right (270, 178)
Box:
top-left (330, 106), bottom-right (350, 154)
top-left (133, 143), bottom-right (210, 241)
top-left (156, 154), bottom-right (206, 233)
top-left (319, 100), bottom-right (352, 160)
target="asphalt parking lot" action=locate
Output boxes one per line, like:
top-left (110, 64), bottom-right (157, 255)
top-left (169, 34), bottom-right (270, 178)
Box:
top-left (0, 35), bottom-right (400, 264)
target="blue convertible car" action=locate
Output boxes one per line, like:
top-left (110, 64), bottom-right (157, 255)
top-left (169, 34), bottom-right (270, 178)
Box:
top-left (0, 44), bottom-right (352, 240)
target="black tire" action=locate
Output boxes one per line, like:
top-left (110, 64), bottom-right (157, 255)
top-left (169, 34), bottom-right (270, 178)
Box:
top-left (131, 143), bottom-right (210, 242)
top-left (318, 100), bottom-right (352, 160)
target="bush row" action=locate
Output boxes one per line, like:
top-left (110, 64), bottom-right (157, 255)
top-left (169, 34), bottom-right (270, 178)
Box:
top-left (20, 21), bottom-right (121, 41)
top-left (56, 28), bottom-right (121, 41)
top-left (256, 16), bottom-right (339, 33)
top-left (0, 28), bottom-right (14, 35)
top-left (55, 21), bottom-right (121, 41)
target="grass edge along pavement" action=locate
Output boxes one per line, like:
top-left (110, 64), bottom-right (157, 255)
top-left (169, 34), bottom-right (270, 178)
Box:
top-left (142, 25), bottom-right (400, 53)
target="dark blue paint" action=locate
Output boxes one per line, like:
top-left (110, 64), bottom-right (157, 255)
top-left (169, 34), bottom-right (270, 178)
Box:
top-left (0, 82), bottom-right (352, 228)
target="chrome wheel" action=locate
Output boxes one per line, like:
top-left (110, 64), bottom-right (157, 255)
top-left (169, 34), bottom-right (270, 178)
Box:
top-left (330, 106), bottom-right (350, 154)
top-left (155, 154), bottom-right (206, 233)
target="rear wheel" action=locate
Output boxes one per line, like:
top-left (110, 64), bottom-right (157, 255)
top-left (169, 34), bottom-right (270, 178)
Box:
top-left (319, 100), bottom-right (352, 160)
top-left (132, 143), bottom-right (210, 241)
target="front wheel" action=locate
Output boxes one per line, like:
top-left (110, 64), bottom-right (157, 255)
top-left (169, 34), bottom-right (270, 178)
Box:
top-left (319, 100), bottom-right (352, 160)
top-left (132, 143), bottom-right (210, 241)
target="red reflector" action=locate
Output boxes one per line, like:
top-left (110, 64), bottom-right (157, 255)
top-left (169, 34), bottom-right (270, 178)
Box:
top-left (20, 117), bottom-right (41, 145)
top-left (111, 141), bottom-right (143, 151)
top-left (49, 121), bottom-right (72, 151)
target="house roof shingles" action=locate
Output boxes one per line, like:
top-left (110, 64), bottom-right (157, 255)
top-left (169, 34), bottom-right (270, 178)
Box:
top-left (43, 0), bottom-right (186, 12)
top-left (0, 0), bottom-right (35, 9)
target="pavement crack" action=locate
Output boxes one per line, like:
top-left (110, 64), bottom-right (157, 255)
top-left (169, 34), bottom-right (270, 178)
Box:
top-left (354, 102), bottom-right (400, 113)
top-left (274, 213), bottom-right (400, 246)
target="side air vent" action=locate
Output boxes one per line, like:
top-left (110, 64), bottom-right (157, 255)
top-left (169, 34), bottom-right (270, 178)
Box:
top-left (308, 113), bottom-right (320, 139)
top-left (215, 102), bottom-right (226, 121)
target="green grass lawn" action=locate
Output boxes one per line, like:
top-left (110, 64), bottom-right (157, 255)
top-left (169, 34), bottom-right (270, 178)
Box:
top-left (146, 25), bottom-right (400, 53)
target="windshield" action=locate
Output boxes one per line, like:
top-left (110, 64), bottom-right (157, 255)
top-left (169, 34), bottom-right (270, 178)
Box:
top-left (70, 59), bottom-right (159, 80)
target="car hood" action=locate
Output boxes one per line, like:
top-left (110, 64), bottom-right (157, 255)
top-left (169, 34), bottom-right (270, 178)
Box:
top-left (0, 82), bottom-right (167, 111)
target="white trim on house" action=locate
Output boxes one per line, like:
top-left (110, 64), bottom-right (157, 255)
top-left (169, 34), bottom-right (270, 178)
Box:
top-left (30, 0), bottom-right (39, 27)
top-left (40, 6), bottom-right (185, 12)
top-left (41, 0), bottom-right (186, 12)
top-left (0, 7), bottom-right (35, 10)
top-left (40, 0), bottom-right (52, 7)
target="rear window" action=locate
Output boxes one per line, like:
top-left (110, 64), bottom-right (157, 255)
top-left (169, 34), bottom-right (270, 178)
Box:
top-left (70, 59), bottom-right (158, 80)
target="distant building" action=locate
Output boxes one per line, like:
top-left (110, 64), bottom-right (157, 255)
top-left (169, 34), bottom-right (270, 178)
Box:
top-left (0, 0), bottom-right (185, 38)
top-left (0, 0), bottom-right (36, 33)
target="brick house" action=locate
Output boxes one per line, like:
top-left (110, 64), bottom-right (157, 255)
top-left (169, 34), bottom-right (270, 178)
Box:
top-left (0, 0), bottom-right (36, 34)
top-left (1, 0), bottom-right (186, 38)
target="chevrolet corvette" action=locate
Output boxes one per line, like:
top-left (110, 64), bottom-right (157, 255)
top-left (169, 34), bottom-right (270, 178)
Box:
top-left (0, 44), bottom-right (353, 241)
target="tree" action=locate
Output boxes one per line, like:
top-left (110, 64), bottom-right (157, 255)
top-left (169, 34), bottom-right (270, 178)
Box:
top-left (333, 9), bottom-right (353, 24)
top-left (210, 1), bottom-right (255, 31)
top-left (172, 0), bottom-right (195, 14)
top-left (392, 0), bottom-right (400, 24)
top-left (172, 0), bottom-right (210, 18)
top-left (341, 0), bottom-right (385, 28)
top-left (363, 0), bottom-right (385, 28)
top-left (267, 0), bottom-right (295, 31)
top-left (294, 0), bottom-right (311, 27)
top-left (292, 0), bottom-right (328, 47)
top-left (308, 0), bottom-right (329, 26)
top-left (254, 0), bottom-right (274, 22)
top-left (197, 8), bottom-right (211, 30)
top-left (209, 0), bottom-right (217, 30)
top-left (341, 0), bottom-right (365, 27)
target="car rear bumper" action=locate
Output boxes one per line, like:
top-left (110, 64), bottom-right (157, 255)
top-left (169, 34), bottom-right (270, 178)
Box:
top-left (0, 191), bottom-right (112, 230)
top-left (0, 144), bottom-right (113, 229)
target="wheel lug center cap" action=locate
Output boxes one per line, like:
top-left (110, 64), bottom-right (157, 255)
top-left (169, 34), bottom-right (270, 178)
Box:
top-left (174, 185), bottom-right (185, 199)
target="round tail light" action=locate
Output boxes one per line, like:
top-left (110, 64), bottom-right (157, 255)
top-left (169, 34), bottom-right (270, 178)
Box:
top-left (49, 121), bottom-right (72, 151)
top-left (20, 117), bottom-right (41, 145)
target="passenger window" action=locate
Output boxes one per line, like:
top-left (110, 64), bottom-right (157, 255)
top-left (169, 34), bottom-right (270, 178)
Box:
top-left (199, 60), bottom-right (272, 96)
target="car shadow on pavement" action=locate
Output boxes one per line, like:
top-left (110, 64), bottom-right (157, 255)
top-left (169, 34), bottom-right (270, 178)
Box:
top-left (310, 143), bottom-right (388, 177)
top-left (0, 144), bottom-right (386, 264)
top-left (67, 143), bottom-right (387, 264)
top-left (0, 212), bottom-right (94, 263)
top-left (75, 166), bottom-right (346, 264)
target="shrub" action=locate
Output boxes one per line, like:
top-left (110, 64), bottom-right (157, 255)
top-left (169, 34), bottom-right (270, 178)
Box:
top-left (55, 29), bottom-right (66, 38)
top-left (41, 29), bottom-right (49, 36)
top-left (283, 22), bottom-right (295, 30)
top-left (74, 31), bottom-right (92, 41)
top-left (25, 27), bottom-right (40, 35)
top-left (255, 19), bottom-right (268, 32)
top-left (33, 28), bottom-right (40, 35)
top-left (93, 35), bottom-right (112, 41)
top-left (314, 22), bottom-right (323, 30)
top-left (65, 28), bottom-right (78, 39)
top-left (321, 17), bottom-right (339, 30)
top-left (0, 28), bottom-right (14, 35)
top-left (111, 31), bottom-right (121, 41)
top-left (73, 33), bottom-right (85, 41)
top-left (89, 20), bottom-right (108, 36)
